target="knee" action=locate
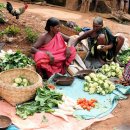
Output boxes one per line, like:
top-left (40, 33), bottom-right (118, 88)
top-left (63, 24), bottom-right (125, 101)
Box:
top-left (97, 34), bottom-right (106, 45)
top-left (117, 35), bottom-right (124, 46)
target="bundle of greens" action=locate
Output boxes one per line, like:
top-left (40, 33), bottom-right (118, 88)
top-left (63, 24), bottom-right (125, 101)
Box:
top-left (117, 49), bottom-right (130, 65)
top-left (16, 86), bottom-right (63, 119)
top-left (0, 50), bottom-right (34, 71)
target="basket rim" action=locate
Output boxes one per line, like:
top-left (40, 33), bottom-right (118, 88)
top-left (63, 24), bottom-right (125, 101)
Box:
top-left (0, 68), bottom-right (42, 89)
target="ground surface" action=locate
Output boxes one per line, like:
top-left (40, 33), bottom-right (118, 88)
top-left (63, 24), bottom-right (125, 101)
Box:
top-left (0, 1), bottom-right (130, 130)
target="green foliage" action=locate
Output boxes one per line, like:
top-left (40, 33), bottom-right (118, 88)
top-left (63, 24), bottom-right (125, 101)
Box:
top-left (0, 15), bottom-right (6, 24)
top-left (0, 30), bottom-right (4, 36)
top-left (0, 3), bottom-right (6, 24)
top-left (16, 86), bottom-right (63, 119)
top-left (0, 51), bottom-right (35, 71)
top-left (4, 25), bottom-right (20, 36)
top-left (0, 3), bottom-right (5, 10)
top-left (25, 27), bottom-right (38, 43)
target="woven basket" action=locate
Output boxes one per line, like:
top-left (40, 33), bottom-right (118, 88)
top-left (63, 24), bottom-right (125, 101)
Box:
top-left (60, 25), bottom-right (79, 36)
top-left (77, 50), bottom-right (87, 61)
top-left (25, 65), bottom-right (36, 71)
top-left (0, 68), bottom-right (43, 106)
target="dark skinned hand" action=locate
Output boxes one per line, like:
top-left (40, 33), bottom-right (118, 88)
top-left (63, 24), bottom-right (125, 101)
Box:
top-left (65, 47), bottom-right (71, 59)
top-left (46, 51), bottom-right (54, 65)
top-left (100, 45), bottom-right (108, 52)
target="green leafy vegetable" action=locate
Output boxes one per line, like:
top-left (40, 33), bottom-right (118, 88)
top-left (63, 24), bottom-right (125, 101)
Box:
top-left (0, 51), bottom-right (34, 71)
top-left (117, 49), bottom-right (130, 65)
top-left (16, 86), bottom-right (63, 119)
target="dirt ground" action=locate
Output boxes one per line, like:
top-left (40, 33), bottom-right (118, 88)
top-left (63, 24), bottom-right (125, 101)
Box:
top-left (0, 0), bottom-right (130, 130)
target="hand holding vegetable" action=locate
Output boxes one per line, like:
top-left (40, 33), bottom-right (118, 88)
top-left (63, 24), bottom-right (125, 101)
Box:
top-left (97, 44), bottom-right (113, 52)
top-left (99, 45), bottom-right (109, 52)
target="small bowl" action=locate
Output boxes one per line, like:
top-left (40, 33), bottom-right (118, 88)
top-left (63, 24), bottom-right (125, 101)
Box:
top-left (0, 115), bottom-right (12, 129)
top-left (53, 76), bottom-right (74, 86)
top-left (75, 69), bottom-right (95, 79)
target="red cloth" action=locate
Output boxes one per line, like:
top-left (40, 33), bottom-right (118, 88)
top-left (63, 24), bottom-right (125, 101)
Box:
top-left (34, 32), bottom-right (76, 77)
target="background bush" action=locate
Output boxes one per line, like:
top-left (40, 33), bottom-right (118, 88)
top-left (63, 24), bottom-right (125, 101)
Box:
top-left (25, 27), bottom-right (38, 43)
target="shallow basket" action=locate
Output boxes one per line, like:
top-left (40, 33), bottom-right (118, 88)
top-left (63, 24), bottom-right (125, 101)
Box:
top-left (60, 25), bottom-right (79, 36)
top-left (0, 68), bottom-right (43, 106)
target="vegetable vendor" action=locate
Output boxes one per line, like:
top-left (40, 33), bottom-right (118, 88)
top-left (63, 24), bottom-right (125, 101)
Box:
top-left (69, 16), bottom-right (124, 69)
top-left (31, 17), bottom-right (76, 78)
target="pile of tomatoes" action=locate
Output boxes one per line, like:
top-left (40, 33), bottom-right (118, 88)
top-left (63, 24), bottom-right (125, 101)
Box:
top-left (77, 98), bottom-right (97, 111)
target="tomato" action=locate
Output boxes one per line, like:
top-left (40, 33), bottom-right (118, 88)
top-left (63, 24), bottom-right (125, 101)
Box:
top-left (77, 98), bottom-right (97, 110)
top-left (86, 106), bottom-right (91, 111)
top-left (90, 103), bottom-right (95, 107)
top-left (77, 99), bottom-right (83, 104)
top-left (88, 100), bottom-right (95, 106)
top-left (82, 105), bottom-right (87, 109)
top-left (48, 84), bottom-right (56, 90)
top-left (91, 99), bottom-right (97, 103)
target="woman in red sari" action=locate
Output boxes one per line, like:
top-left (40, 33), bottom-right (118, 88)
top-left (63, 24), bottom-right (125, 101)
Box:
top-left (31, 17), bottom-right (76, 78)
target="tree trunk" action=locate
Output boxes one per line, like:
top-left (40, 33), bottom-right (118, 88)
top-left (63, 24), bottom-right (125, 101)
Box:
top-left (65, 0), bottom-right (78, 10)
top-left (128, 0), bottom-right (130, 14)
top-left (89, 0), bottom-right (112, 13)
top-left (80, 0), bottom-right (91, 13)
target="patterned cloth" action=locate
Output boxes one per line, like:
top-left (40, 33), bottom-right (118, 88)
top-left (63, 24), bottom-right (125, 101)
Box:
top-left (123, 60), bottom-right (130, 82)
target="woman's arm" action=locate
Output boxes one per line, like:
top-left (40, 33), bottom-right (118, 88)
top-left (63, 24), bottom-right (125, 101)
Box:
top-left (68, 29), bottom-right (96, 47)
top-left (31, 33), bottom-right (55, 64)
top-left (31, 34), bottom-right (46, 54)
top-left (60, 32), bottom-right (70, 42)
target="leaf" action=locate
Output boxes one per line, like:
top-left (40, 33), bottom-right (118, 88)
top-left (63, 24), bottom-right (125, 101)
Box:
top-left (16, 86), bottom-right (63, 119)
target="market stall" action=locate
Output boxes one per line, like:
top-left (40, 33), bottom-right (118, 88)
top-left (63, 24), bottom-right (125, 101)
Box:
top-left (0, 48), bottom-right (130, 130)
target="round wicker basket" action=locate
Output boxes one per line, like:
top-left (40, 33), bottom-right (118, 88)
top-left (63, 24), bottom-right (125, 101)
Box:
top-left (0, 68), bottom-right (43, 106)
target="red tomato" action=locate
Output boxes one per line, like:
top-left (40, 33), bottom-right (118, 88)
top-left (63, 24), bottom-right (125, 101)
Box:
top-left (86, 106), bottom-right (91, 111)
top-left (48, 84), bottom-right (56, 90)
top-left (90, 103), bottom-right (95, 107)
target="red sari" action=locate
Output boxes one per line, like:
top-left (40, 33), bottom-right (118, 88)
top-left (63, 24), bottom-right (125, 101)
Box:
top-left (34, 32), bottom-right (76, 77)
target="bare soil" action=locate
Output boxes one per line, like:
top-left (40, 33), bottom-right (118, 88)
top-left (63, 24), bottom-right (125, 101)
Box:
top-left (0, 1), bottom-right (130, 130)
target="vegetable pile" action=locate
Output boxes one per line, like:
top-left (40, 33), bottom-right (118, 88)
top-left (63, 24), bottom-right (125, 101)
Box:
top-left (99, 62), bottom-right (123, 78)
top-left (13, 76), bottom-right (32, 87)
top-left (0, 50), bottom-right (34, 71)
top-left (16, 86), bottom-right (63, 119)
top-left (84, 73), bottom-right (115, 95)
top-left (117, 49), bottom-right (130, 65)
top-left (77, 98), bottom-right (97, 111)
